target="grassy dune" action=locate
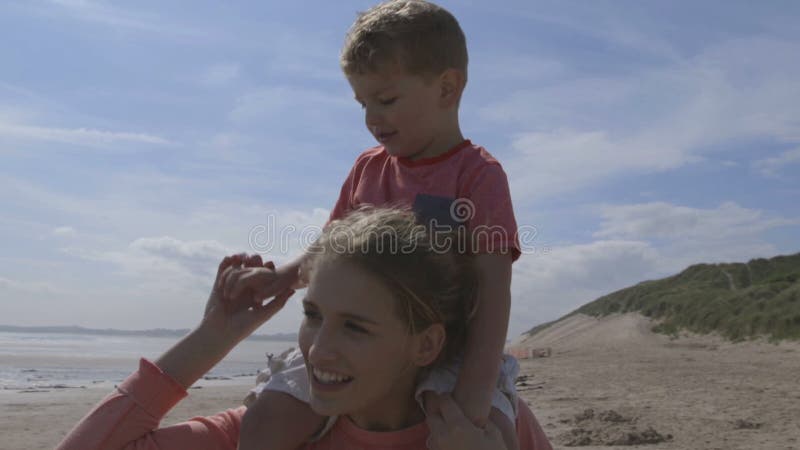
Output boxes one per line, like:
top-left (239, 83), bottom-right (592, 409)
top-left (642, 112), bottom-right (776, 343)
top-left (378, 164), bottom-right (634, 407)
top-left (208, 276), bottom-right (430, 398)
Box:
top-left (533, 252), bottom-right (800, 342)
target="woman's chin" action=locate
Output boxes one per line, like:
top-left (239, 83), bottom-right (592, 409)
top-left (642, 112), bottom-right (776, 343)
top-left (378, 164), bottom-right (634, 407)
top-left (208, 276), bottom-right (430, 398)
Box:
top-left (309, 396), bottom-right (347, 417)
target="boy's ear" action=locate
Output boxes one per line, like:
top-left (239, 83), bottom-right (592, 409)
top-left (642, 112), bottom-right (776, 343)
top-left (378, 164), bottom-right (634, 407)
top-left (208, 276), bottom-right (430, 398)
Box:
top-left (438, 68), bottom-right (465, 108)
top-left (412, 323), bottom-right (446, 367)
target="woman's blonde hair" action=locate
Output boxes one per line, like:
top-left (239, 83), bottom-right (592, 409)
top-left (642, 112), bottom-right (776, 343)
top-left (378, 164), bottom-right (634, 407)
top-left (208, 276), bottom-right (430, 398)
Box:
top-left (303, 207), bottom-right (477, 364)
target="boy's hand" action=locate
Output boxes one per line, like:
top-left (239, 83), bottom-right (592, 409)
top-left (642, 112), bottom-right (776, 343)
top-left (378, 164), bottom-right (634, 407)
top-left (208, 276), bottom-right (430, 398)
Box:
top-left (427, 390), bottom-right (488, 428)
top-left (426, 394), bottom-right (507, 450)
top-left (154, 254), bottom-right (294, 390)
top-left (201, 254), bottom-right (295, 345)
top-left (221, 256), bottom-right (299, 311)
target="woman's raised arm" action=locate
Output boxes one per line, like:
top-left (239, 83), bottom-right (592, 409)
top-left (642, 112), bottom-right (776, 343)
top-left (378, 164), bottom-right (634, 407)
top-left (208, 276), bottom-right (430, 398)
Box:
top-left (55, 254), bottom-right (295, 450)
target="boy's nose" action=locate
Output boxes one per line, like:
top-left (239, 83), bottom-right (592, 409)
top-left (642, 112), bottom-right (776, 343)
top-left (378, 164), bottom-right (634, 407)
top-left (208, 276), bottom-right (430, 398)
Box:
top-left (365, 107), bottom-right (383, 127)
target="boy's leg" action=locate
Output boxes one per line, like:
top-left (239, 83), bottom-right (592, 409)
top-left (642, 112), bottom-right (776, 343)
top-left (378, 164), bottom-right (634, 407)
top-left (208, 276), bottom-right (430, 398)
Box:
top-left (238, 390), bottom-right (327, 450)
top-left (423, 393), bottom-right (519, 450)
top-left (490, 406), bottom-right (520, 450)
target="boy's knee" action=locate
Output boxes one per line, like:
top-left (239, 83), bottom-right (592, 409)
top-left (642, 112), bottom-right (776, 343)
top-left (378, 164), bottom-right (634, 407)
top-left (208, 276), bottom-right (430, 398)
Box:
top-left (242, 391), bottom-right (289, 429)
top-left (241, 396), bottom-right (274, 431)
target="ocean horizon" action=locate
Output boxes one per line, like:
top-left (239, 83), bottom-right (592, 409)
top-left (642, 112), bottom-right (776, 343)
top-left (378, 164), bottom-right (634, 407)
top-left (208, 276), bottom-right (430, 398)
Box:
top-left (0, 331), bottom-right (294, 391)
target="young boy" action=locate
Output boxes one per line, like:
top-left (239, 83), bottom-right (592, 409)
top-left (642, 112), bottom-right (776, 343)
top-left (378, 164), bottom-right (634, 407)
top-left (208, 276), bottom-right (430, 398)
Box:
top-left (228, 1), bottom-right (522, 449)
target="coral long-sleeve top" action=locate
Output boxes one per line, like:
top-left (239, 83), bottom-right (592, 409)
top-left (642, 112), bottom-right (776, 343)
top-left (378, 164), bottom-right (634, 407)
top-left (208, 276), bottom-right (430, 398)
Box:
top-left (56, 358), bottom-right (552, 450)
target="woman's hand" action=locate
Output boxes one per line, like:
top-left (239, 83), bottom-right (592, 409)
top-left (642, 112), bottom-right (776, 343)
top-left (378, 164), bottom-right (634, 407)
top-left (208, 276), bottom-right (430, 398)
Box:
top-left (200, 253), bottom-right (295, 347)
top-left (155, 254), bottom-right (295, 389)
top-left (426, 394), bottom-right (507, 450)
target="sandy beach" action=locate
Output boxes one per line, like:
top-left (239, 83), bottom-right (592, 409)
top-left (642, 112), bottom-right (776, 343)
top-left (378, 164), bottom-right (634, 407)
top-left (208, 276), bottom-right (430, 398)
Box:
top-left (3, 313), bottom-right (799, 449)
top-left (0, 380), bottom-right (253, 450)
top-left (514, 314), bottom-right (800, 450)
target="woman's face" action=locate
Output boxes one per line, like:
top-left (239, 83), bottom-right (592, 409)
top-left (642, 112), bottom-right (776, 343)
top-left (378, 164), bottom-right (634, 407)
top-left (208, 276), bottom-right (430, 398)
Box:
top-left (298, 260), bottom-right (423, 425)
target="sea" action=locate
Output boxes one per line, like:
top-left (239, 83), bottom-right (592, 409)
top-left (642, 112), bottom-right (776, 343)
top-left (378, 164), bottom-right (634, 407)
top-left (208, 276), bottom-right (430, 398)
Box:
top-left (0, 331), bottom-right (294, 391)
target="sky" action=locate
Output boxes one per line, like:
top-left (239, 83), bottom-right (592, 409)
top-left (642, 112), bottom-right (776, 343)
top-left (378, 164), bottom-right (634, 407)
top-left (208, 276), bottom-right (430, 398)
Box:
top-left (1, 0), bottom-right (799, 339)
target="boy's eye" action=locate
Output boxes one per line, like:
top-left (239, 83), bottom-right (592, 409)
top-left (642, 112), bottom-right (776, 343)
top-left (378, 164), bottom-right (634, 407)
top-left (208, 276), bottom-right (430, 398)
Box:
top-left (379, 97), bottom-right (397, 106)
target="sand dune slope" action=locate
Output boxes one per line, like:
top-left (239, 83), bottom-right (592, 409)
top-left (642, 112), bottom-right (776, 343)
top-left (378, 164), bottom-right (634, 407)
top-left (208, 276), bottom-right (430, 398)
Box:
top-left (518, 313), bottom-right (664, 352)
top-left (515, 313), bottom-right (800, 449)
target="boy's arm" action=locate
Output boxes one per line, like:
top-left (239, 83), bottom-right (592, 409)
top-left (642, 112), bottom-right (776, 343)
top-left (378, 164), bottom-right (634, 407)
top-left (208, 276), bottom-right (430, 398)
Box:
top-left (452, 252), bottom-right (512, 426)
top-left (279, 253), bottom-right (309, 289)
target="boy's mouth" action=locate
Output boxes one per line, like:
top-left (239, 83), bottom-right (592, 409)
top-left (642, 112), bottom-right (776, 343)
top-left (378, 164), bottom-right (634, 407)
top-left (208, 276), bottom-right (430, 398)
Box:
top-left (376, 131), bottom-right (397, 143)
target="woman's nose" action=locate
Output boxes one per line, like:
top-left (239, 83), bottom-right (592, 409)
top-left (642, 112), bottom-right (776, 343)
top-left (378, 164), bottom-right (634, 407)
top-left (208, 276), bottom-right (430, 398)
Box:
top-left (307, 326), bottom-right (338, 365)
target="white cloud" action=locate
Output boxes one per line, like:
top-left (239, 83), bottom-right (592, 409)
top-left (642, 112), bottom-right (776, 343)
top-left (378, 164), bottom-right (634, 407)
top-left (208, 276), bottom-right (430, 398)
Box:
top-left (200, 63), bottom-right (241, 86)
top-left (594, 202), bottom-right (800, 241)
top-left (0, 276), bottom-right (62, 295)
top-left (230, 86), bottom-right (352, 124)
top-left (487, 37), bottom-right (800, 202)
top-left (42, 0), bottom-right (207, 39)
top-left (0, 121), bottom-right (172, 147)
top-left (753, 148), bottom-right (800, 178)
top-left (47, 206), bottom-right (329, 331)
top-left (471, 54), bottom-right (564, 84)
top-left (130, 236), bottom-right (232, 276)
top-left (227, 85), bottom-right (362, 146)
top-left (505, 128), bottom-right (694, 201)
top-left (52, 226), bottom-right (77, 238)
top-left (62, 228), bottom-right (306, 283)
top-left (131, 236), bottom-right (230, 260)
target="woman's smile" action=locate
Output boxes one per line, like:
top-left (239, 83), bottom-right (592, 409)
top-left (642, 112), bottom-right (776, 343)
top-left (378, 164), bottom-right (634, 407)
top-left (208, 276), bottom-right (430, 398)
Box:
top-left (310, 365), bottom-right (354, 392)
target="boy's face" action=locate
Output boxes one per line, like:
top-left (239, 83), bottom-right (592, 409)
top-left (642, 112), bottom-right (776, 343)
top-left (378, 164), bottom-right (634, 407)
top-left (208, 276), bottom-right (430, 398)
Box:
top-left (347, 66), bottom-right (450, 159)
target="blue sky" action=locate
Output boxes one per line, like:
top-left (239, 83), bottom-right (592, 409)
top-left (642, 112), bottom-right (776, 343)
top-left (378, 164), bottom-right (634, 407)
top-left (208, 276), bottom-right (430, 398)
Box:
top-left (1, 0), bottom-right (798, 338)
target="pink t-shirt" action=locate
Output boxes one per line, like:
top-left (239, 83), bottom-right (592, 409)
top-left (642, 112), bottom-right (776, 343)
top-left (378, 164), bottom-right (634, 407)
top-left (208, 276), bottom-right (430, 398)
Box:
top-left (56, 358), bottom-right (552, 450)
top-left (329, 140), bottom-right (521, 261)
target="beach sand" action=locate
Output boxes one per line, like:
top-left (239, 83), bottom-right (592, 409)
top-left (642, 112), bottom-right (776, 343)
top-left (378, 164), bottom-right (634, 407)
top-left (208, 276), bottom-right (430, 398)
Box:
top-left (0, 380), bottom-right (252, 450)
top-left (4, 313), bottom-right (799, 449)
top-left (515, 313), bottom-right (800, 450)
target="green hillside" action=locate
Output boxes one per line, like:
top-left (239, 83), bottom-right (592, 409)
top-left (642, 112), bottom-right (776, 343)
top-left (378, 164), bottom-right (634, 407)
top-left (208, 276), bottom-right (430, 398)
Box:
top-left (534, 252), bottom-right (800, 342)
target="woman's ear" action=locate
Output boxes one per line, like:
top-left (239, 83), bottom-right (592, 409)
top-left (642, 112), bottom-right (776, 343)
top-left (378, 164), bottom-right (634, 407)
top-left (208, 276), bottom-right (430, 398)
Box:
top-left (413, 323), bottom-right (446, 367)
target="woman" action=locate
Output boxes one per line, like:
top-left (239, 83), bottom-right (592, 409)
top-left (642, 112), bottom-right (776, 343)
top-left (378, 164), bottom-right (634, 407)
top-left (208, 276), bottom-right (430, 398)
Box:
top-left (56, 208), bottom-right (551, 450)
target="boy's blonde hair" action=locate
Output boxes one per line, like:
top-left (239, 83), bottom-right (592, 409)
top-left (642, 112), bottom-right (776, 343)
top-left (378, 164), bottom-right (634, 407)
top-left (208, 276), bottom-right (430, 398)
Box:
top-left (340, 0), bottom-right (468, 82)
top-left (303, 207), bottom-right (477, 365)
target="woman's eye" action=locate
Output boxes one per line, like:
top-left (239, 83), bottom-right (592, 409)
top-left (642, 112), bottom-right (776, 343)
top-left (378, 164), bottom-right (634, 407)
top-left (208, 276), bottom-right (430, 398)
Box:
top-left (379, 97), bottom-right (397, 106)
top-left (345, 321), bottom-right (369, 334)
top-left (303, 310), bottom-right (321, 321)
